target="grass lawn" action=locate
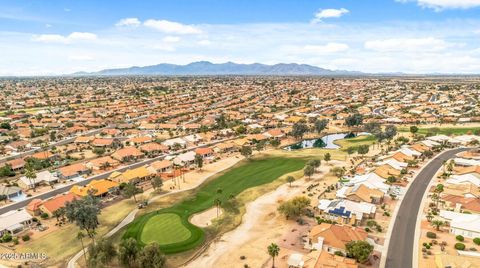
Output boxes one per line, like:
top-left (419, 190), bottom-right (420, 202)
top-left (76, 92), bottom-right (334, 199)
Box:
top-left (123, 156), bottom-right (306, 254)
top-left (14, 198), bottom-right (137, 266)
top-left (141, 213), bottom-right (192, 245)
top-left (399, 126), bottom-right (480, 135)
top-left (334, 134), bottom-right (376, 151)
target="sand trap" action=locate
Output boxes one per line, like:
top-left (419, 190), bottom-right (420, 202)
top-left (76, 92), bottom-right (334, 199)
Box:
top-left (190, 207), bottom-right (223, 227)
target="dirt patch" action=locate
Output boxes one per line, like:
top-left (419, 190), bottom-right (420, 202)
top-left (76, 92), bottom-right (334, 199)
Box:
top-left (190, 207), bottom-right (223, 227)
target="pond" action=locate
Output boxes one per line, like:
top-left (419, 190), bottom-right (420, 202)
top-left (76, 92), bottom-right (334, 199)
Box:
top-left (284, 132), bottom-right (369, 150)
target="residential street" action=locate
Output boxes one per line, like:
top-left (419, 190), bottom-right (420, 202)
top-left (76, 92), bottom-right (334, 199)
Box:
top-left (385, 147), bottom-right (469, 268)
top-left (0, 137), bottom-right (234, 215)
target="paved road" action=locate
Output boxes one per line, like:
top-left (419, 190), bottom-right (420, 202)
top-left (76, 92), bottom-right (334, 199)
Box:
top-left (0, 137), bottom-right (234, 215)
top-left (0, 114), bottom-right (149, 164)
top-left (385, 147), bottom-right (468, 268)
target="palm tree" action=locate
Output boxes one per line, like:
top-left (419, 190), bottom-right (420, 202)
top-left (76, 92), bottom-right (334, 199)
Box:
top-left (268, 243), bottom-right (280, 268)
top-left (214, 198), bottom-right (222, 218)
top-left (431, 220), bottom-right (444, 231)
top-left (77, 231), bottom-right (88, 263)
top-left (25, 163), bottom-right (37, 192)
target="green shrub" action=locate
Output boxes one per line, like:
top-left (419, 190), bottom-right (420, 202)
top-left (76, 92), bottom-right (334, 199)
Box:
top-left (2, 233), bottom-right (12, 243)
top-left (456, 235), bottom-right (464, 242)
top-left (474, 238), bottom-right (480, 245)
top-left (454, 243), bottom-right (466, 250)
top-left (426, 232), bottom-right (437, 239)
top-left (12, 237), bottom-right (18, 245)
top-left (21, 235), bottom-right (30, 241)
top-left (40, 213), bottom-right (49, 219)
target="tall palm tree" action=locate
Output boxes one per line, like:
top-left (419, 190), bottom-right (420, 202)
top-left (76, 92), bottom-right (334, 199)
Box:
top-left (268, 243), bottom-right (280, 268)
top-left (214, 198), bottom-right (222, 218)
top-left (25, 163), bottom-right (37, 192)
top-left (77, 231), bottom-right (88, 264)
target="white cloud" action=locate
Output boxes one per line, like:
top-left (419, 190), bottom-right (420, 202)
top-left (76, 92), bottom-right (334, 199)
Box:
top-left (364, 37), bottom-right (450, 52)
top-left (143, 19), bottom-right (202, 34)
top-left (115, 17), bottom-right (141, 27)
top-left (68, 54), bottom-right (94, 61)
top-left (312, 8), bottom-right (349, 23)
top-left (198, 39), bottom-right (211, 45)
top-left (397, 0), bottom-right (480, 10)
top-left (303, 43), bottom-right (349, 53)
top-left (162, 36), bottom-right (180, 43)
top-left (32, 32), bottom-right (97, 44)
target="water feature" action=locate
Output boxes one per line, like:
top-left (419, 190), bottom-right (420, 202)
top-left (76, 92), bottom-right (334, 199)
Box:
top-left (284, 132), bottom-right (370, 150)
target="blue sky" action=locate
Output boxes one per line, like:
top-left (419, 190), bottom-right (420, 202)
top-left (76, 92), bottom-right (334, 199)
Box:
top-left (1, 0), bottom-right (480, 75)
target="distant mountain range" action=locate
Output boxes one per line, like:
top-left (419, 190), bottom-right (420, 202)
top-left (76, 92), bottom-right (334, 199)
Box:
top-left (73, 61), bottom-right (365, 76)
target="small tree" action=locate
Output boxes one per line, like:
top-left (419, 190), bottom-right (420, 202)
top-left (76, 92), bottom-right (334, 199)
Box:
top-left (314, 119), bottom-right (329, 134)
top-left (195, 154), bottom-right (203, 170)
top-left (122, 183), bottom-right (143, 203)
top-left (304, 165), bottom-right (315, 179)
top-left (291, 122), bottom-right (309, 140)
top-left (151, 176), bottom-right (163, 191)
top-left (410, 126), bottom-right (419, 135)
top-left (331, 167), bottom-right (345, 179)
top-left (119, 237), bottom-right (140, 268)
top-left (345, 240), bottom-right (373, 264)
top-left (324, 153), bottom-right (331, 164)
top-left (286, 176), bottom-right (295, 187)
top-left (87, 238), bottom-right (117, 267)
top-left (277, 196), bottom-right (311, 219)
top-left (268, 243), bottom-right (280, 268)
top-left (240, 146), bottom-right (253, 159)
top-left (357, 145), bottom-right (369, 156)
top-left (136, 242), bottom-right (166, 268)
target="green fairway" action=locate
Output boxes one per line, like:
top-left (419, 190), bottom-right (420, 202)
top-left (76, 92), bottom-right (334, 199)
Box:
top-left (123, 157), bottom-right (306, 254)
top-left (141, 213), bottom-right (192, 245)
top-left (334, 134), bottom-right (376, 151)
top-left (399, 126), bottom-right (480, 135)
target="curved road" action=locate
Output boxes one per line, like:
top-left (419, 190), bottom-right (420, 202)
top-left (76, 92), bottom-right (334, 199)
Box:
top-left (385, 147), bottom-right (468, 268)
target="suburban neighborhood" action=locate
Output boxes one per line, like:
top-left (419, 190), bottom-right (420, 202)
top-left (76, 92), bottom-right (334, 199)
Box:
top-left (2, 1), bottom-right (480, 268)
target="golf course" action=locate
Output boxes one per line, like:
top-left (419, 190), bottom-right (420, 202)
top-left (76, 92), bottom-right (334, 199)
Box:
top-left (122, 156), bottom-right (306, 254)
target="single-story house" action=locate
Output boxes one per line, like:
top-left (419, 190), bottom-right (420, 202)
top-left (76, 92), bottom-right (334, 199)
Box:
top-left (58, 163), bottom-right (91, 180)
top-left (0, 209), bottom-right (33, 236)
top-left (19, 170), bottom-right (59, 189)
top-left (0, 185), bottom-right (23, 200)
top-left (440, 210), bottom-right (480, 239)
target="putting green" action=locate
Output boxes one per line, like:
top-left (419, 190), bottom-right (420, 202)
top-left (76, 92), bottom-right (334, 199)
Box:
top-left (140, 213), bottom-right (192, 245)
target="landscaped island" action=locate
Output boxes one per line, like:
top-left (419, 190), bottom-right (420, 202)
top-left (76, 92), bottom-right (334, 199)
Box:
top-left (122, 157), bottom-right (306, 254)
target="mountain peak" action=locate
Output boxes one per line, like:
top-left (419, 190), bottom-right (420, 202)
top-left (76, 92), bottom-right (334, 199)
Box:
top-left (75, 62), bottom-right (363, 76)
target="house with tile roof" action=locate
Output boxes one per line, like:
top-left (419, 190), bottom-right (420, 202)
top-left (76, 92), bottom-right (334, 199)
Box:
top-left (86, 156), bottom-right (120, 171)
top-left (111, 146), bottom-right (143, 162)
top-left (314, 250), bottom-right (358, 268)
top-left (70, 179), bottom-right (119, 197)
top-left (58, 163), bottom-right (91, 180)
top-left (40, 192), bottom-right (77, 216)
top-left (306, 223), bottom-right (368, 254)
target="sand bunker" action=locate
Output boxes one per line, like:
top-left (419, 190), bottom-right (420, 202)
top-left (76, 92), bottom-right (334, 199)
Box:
top-left (190, 207), bottom-right (223, 227)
